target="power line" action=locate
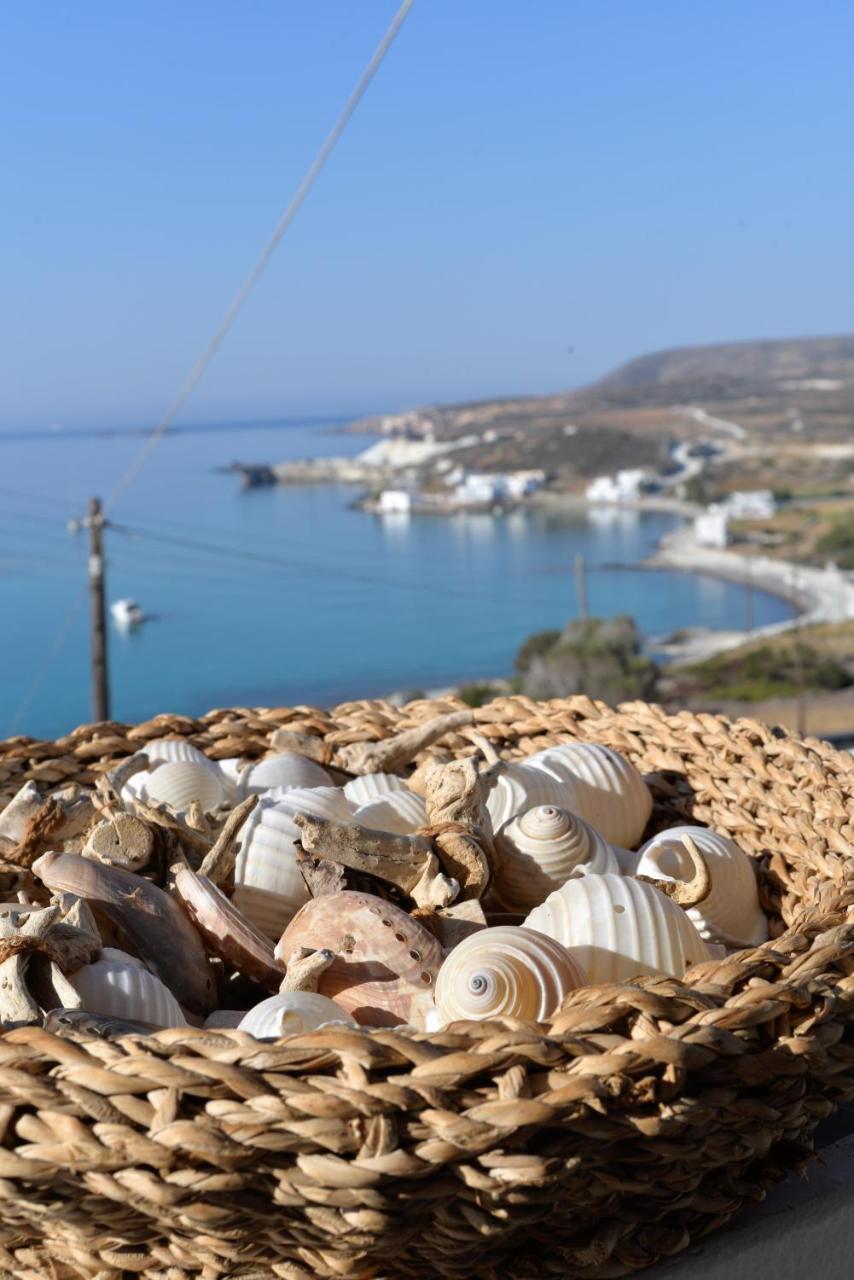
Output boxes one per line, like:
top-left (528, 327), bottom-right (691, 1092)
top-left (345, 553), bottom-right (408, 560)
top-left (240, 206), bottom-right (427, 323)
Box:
top-left (104, 0), bottom-right (416, 515)
top-left (6, 584), bottom-right (88, 736)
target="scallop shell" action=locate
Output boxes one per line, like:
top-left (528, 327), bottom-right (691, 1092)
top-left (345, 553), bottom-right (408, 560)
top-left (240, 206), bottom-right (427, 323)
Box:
top-left (524, 872), bottom-right (711, 983)
top-left (71, 954), bottom-right (187, 1027)
top-left (343, 774), bottom-right (409, 807)
top-left (276, 891), bottom-right (444, 1028)
top-left (526, 743), bottom-right (652, 848)
top-left (173, 867), bottom-right (285, 990)
top-left (213, 757), bottom-right (248, 804)
top-left (433, 925), bottom-right (586, 1025)
top-left (495, 805), bottom-right (620, 912)
top-left (142, 739), bottom-right (213, 769)
top-left (484, 763), bottom-right (576, 833)
top-left (354, 790), bottom-right (427, 835)
top-left (265, 786), bottom-right (354, 824)
top-left (233, 799), bottom-right (309, 939)
top-left (142, 761), bottom-right (227, 815)
top-left (240, 752), bottom-right (331, 796)
top-left (238, 992), bottom-right (354, 1039)
top-left (635, 826), bottom-right (768, 947)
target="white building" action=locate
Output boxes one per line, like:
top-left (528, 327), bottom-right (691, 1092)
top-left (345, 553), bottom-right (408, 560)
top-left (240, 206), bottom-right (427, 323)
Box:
top-left (504, 470), bottom-right (545, 499)
top-left (377, 489), bottom-right (412, 515)
top-left (586, 469), bottom-right (649, 504)
top-left (723, 490), bottom-right (777, 520)
top-left (453, 470), bottom-right (545, 506)
top-left (694, 506), bottom-right (730, 548)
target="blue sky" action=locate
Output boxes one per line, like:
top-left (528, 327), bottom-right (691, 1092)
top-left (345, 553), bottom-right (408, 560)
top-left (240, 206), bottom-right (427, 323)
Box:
top-left (2, 0), bottom-right (853, 428)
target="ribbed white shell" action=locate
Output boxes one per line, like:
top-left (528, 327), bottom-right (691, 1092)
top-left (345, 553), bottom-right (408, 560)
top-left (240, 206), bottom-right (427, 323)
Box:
top-left (524, 873), bottom-right (711, 983)
top-left (214, 757), bottom-right (248, 804)
top-left (142, 761), bottom-right (227, 815)
top-left (233, 798), bottom-right (309, 939)
top-left (434, 925), bottom-right (586, 1025)
top-left (635, 826), bottom-right (768, 946)
top-left (265, 786), bottom-right (354, 824)
top-left (354, 790), bottom-right (427, 835)
top-left (238, 992), bottom-right (353, 1038)
top-left (142, 739), bottom-right (214, 769)
top-left (71, 955), bottom-right (186, 1027)
top-left (240, 753), bottom-right (331, 796)
top-left (495, 805), bottom-right (620, 912)
top-left (526, 743), bottom-right (652, 847)
top-left (485, 764), bottom-right (578, 833)
top-left (343, 774), bottom-right (409, 807)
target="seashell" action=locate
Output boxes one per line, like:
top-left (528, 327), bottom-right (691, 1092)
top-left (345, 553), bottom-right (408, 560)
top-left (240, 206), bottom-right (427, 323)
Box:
top-left (142, 738), bottom-right (214, 769)
top-left (343, 773), bottom-right (409, 807)
top-left (71, 954), bottom-right (187, 1027)
top-left (238, 992), bottom-right (354, 1039)
top-left (495, 805), bottom-right (620, 912)
top-left (44, 1007), bottom-right (161, 1038)
top-left (32, 851), bottom-right (215, 1014)
top-left (276, 891), bottom-right (444, 1028)
top-left (213, 757), bottom-right (248, 804)
top-left (433, 925), bottom-right (586, 1025)
top-left (204, 1009), bottom-right (247, 1029)
top-left (233, 798), bottom-right (309, 940)
top-left (265, 786), bottom-right (354, 824)
top-left (142, 761), bottom-right (227, 815)
top-left (240, 752), bottom-right (331, 797)
top-left (635, 826), bottom-right (768, 947)
top-left (484, 763), bottom-right (576, 833)
top-left (354, 790), bottom-right (427, 835)
top-left (173, 867), bottom-right (285, 990)
top-left (526, 743), bottom-right (652, 848)
top-left (524, 873), bottom-right (711, 983)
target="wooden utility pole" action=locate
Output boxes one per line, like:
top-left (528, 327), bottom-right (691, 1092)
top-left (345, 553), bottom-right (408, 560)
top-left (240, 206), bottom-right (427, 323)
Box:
top-left (575, 553), bottom-right (588, 621)
top-left (87, 497), bottom-right (110, 722)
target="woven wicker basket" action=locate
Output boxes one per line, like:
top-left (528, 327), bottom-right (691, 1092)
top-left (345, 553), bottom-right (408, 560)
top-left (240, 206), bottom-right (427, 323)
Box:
top-left (2, 693), bottom-right (854, 1280)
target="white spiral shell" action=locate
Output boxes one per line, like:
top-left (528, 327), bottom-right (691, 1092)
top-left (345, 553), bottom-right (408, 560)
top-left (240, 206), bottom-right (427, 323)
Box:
top-left (635, 826), bottom-right (768, 947)
top-left (354, 790), bottom-right (427, 835)
top-left (484, 763), bottom-right (577, 833)
top-left (524, 873), bottom-right (711, 983)
top-left (240, 752), bottom-right (331, 796)
top-left (526, 743), bottom-right (652, 848)
top-left (71, 953), bottom-right (186, 1027)
top-left (495, 805), bottom-right (621, 912)
top-left (233, 798), bottom-right (310, 939)
top-left (433, 925), bottom-right (586, 1025)
top-left (141, 761), bottom-right (227, 815)
top-left (237, 992), bottom-right (354, 1039)
top-left (343, 774), bottom-right (409, 807)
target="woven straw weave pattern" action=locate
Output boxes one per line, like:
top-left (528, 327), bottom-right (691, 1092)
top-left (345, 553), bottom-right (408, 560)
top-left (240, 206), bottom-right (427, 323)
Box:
top-left (0, 694), bottom-right (854, 1280)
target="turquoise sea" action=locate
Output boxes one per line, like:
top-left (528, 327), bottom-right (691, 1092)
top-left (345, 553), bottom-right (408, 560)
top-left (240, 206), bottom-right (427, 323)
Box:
top-left (0, 420), bottom-right (793, 740)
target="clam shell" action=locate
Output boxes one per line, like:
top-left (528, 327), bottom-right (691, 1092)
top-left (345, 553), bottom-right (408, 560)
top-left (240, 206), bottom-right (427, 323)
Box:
top-left (173, 867), bottom-right (285, 990)
top-left (238, 992), bottom-right (354, 1039)
top-left (142, 761), bottom-right (227, 815)
top-left (266, 786), bottom-right (354, 824)
top-left (526, 743), bottom-right (652, 847)
top-left (276, 891), bottom-right (444, 1028)
top-left (71, 955), bottom-right (187, 1027)
top-left (524, 872), bottom-right (711, 983)
top-left (240, 752), bottom-right (331, 796)
top-left (484, 763), bottom-right (575, 833)
top-left (142, 739), bottom-right (213, 769)
top-left (635, 826), bottom-right (768, 946)
top-left (353, 790), bottom-right (427, 835)
top-left (233, 799), bottom-right (309, 939)
top-left (213, 757), bottom-right (248, 804)
top-left (433, 925), bottom-right (586, 1025)
top-left (495, 805), bottom-right (620, 912)
top-left (343, 774), bottom-right (409, 807)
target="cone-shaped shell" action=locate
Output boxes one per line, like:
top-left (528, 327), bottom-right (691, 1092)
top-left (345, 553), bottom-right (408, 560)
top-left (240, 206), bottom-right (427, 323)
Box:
top-left (71, 954), bottom-right (187, 1027)
top-left (142, 761), bottom-right (227, 815)
top-left (233, 799), bottom-right (309, 940)
top-left (276, 891), bottom-right (444, 1028)
top-left (343, 774), bottom-right (409, 807)
top-left (526, 743), bottom-right (651, 848)
top-left (238, 992), bottom-right (354, 1039)
top-left (524, 873), bottom-right (711, 983)
top-left (635, 825), bottom-right (768, 946)
top-left (240, 752), bottom-right (330, 796)
top-left (354, 790), bottom-right (427, 836)
top-left (485, 763), bottom-right (577, 833)
top-left (433, 925), bottom-right (586, 1025)
top-left (495, 805), bottom-right (620, 912)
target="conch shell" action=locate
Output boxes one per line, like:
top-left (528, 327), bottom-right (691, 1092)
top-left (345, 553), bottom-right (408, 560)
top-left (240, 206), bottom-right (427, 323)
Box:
top-left (484, 763), bottom-right (574, 834)
top-left (433, 925), bottom-right (586, 1025)
top-left (70, 951), bottom-right (187, 1027)
top-left (238, 992), bottom-right (354, 1038)
top-left (524, 872), bottom-right (711, 983)
top-left (240, 752), bottom-right (331, 796)
top-left (495, 805), bottom-right (620, 912)
top-left (526, 743), bottom-right (652, 848)
top-left (276, 891), bottom-right (443, 1028)
top-left (635, 825), bottom-right (768, 947)
top-left (173, 867), bottom-right (285, 990)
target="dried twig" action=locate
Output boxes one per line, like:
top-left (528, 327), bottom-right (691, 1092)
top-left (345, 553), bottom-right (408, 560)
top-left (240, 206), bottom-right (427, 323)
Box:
top-left (279, 945), bottom-right (335, 993)
top-left (334, 710), bottom-right (473, 776)
top-left (198, 795), bottom-right (258, 884)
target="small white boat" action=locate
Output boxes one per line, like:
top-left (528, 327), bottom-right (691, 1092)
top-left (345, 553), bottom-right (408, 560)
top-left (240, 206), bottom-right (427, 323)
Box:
top-left (110, 598), bottom-right (145, 631)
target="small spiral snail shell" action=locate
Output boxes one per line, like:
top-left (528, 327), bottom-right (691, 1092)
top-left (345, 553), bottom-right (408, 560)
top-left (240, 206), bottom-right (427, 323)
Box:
top-left (495, 805), bottom-right (620, 912)
top-left (526, 743), bottom-right (652, 848)
top-left (484, 763), bottom-right (576, 833)
top-left (433, 925), bottom-right (586, 1025)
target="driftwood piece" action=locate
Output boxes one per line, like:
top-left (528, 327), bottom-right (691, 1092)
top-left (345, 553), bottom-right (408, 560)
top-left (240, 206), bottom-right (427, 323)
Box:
top-left (198, 796), bottom-right (258, 884)
top-left (83, 813), bottom-right (156, 872)
top-left (269, 730), bottom-right (333, 766)
top-left (421, 758), bottom-right (494, 900)
top-left (637, 835), bottom-right (711, 907)
top-left (129, 799), bottom-right (213, 857)
top-left (279, 945), bottom-right (335, 993)
top-left (44, 1008), bottom-right (160, 1038)
top-left (412, 898), bottom-right (487, 950)
top-left (334, 710), bottom-right (473, 776)
top-left (296, 848), bottom-right (349, 899)
top-left (293, 814), bottom-right (458, 909)
top-left (0, 904), bottom-right (75, 1028)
